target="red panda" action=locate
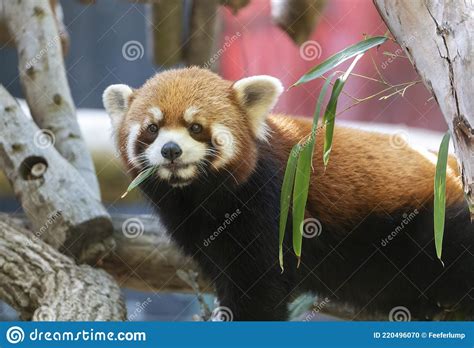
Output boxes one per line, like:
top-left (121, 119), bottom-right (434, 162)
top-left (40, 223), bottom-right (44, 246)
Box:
top-left (103, 67), bottom-right (473, 321)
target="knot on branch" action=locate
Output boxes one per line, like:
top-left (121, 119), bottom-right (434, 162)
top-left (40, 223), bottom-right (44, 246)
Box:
top-left (20, 156), bottom-right (48, 180)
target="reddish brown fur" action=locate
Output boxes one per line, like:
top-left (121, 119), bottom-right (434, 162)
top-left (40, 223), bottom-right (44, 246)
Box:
top-left (268, 115), bottom-right (464, 225)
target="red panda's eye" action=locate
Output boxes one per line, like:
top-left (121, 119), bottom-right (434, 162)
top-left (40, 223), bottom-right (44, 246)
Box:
top-left (190, 123), bottom-right (203, 134)
top-left (147, 124), bottom-right (159, 134)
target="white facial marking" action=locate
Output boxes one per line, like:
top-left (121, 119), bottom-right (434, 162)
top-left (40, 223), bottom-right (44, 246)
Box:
top-left (146, 128), bottom-right (206, 165)
top-left (157, 167), bottom-right (172, 179)
top-left (183, 106), bottom-right (199, 123)
top-left (211, 124), bottom-right (236, 168)
top-left (127, 123), bottom-right (141, 166)
top-left (176, 165), bottom-right (196, 180)
top-left (149, 107), bottom-right (163, 122)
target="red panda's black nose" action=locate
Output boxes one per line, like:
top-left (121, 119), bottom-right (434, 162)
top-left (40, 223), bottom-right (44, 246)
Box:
top-left (161, 142), bottom-right (182, 161)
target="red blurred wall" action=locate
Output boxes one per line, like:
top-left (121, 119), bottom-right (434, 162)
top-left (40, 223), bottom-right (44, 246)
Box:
top-left (219, 0), bottom-right (446, 131)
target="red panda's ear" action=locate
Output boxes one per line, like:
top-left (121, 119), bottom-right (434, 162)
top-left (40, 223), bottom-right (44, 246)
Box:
top-left (232, 76), bottom-right (283, 140)
top-left (102, 84), bottom-right (134, 130)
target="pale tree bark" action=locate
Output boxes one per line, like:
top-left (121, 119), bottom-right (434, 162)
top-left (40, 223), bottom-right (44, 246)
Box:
top-left (0, 0), bottom-right (100, 198)
top-left (9, 213), bottom-right (206, 294)
top-left (0, 86), bottom-right (112, 259)
top-left (0, 0), bottom-right (69, 54)
top-left (0, 215), bottom-right (125, 321)
top-left (374, 0), bottom-right (474, 219)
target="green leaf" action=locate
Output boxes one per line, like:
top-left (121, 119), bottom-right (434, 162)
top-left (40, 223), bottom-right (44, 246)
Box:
top-left (289, 74), bottom-right (335, 267)
top-left (322, 54), bottom-right (363, 166)
top-left (292, 36), bottom-right (387, 87)
top-left (322, 78), bottom-right (343, 166)
top-left (282, 37), bottom-right (387, 269)
top-left (434, 132), bottom-right (450, 260)
top-left (292, 145), bottom-right (312, 266)
top-left (279, 144), bottom-right (301, 271)
top-left (121, 166), bottom-right (157, 198)
top-left (311, 72), bottom-right (337, 134)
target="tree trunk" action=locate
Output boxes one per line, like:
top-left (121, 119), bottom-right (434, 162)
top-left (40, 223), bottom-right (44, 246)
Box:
top-left (374, 0), bottom-right (474, 219)
top-left (183, 0), bottom-right (219, 67)
top-left (148, 0), bottom-right (183, 67)
top-left (0, 215), bottom-right (125, 321)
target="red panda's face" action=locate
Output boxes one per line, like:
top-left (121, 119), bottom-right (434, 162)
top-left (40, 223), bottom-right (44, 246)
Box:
top-left (103, 68), bottom-right (283, 187)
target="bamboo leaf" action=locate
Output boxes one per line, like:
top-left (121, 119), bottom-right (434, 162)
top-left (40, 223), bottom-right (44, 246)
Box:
top-left (292, 144), bottom-right (312, 266)
top-left (289, 74), bottom-right (335, 266)
top-left (282, 37), bottom-right (387, 270)
top-left (322, 78), bottom-right (343, 166)
top-left (279, 145), bottom-right (301, 271)
top-left (311, 72), bottom-right (337, 134)
top-left (290, 56), bottom-right (362, 265)
top-left (322, 54), bottom-right (363, 166)
top-left (434, 132), bottom-right (451, 260)
top-left (121, 166), bottom-right (157, 198)
top-left (292, 36), bottom-right (387, 87)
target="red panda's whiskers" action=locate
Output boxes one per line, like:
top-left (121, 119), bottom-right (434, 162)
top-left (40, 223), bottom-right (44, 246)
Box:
top-left (201, 156), bottom-right (238, 184)
top-left (127, 153), bottom-right (148, 170)
top-left (136, 139), bottom-right (148, 146)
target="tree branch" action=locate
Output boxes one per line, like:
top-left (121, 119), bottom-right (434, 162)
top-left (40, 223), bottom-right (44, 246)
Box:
top-left (100, 214), bottom-right (207, 293)
top-left (1, 0), bottom-right (100, 198)
top-left (0, 215), bottom-right (125, 321)
top-left (0, 86), bottom-right (112, 259)
top-left (374, 0), bottom-right (474, 219)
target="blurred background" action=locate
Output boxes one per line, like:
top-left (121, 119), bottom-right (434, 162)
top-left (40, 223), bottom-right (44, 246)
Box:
top-left (0, 0), bottom-right (448, 321)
